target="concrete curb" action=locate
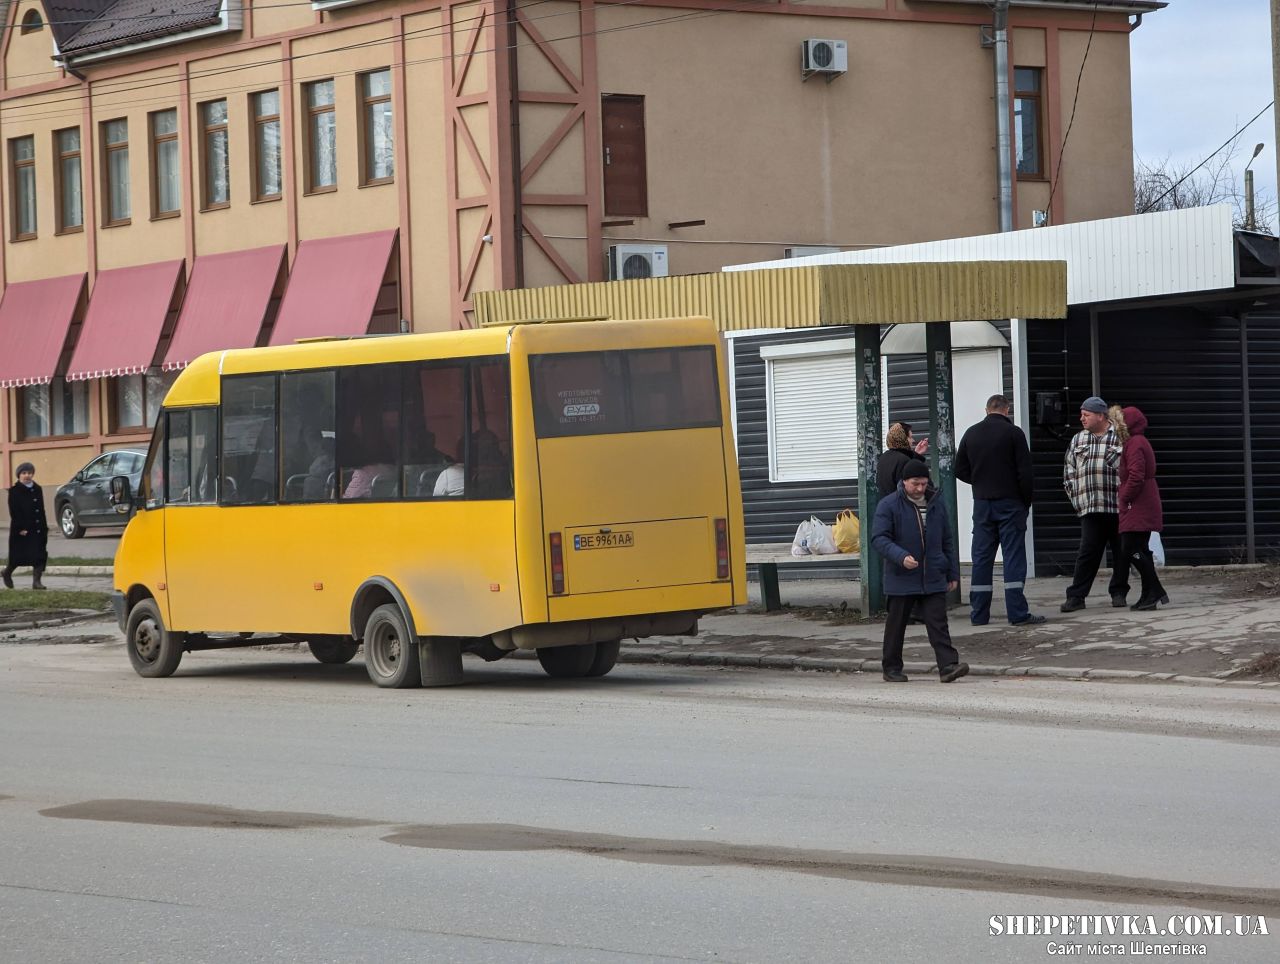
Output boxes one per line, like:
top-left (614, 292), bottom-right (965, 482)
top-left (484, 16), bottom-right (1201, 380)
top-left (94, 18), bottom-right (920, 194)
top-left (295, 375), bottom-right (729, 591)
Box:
top-left (44, 566), bottom-right (113, 576)
top-left (611, 647), bottom-right (1277, 686)
top-left (0, 610), bottom-right (111, 631)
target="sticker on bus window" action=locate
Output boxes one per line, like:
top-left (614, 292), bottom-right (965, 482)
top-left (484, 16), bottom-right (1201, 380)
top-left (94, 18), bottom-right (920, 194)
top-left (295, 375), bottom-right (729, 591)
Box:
top-left (558, 388), bottom-right (605, 424)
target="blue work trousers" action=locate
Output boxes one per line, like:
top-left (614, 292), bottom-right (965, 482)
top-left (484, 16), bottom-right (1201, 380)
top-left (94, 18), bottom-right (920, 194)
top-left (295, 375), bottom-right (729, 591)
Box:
top-left (969, 498), bottom-right (1030, 625)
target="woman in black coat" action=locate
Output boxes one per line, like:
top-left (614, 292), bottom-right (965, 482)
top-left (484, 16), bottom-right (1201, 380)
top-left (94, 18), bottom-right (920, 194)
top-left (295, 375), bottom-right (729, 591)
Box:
top-left (3, 462), bottom-right (48, 590)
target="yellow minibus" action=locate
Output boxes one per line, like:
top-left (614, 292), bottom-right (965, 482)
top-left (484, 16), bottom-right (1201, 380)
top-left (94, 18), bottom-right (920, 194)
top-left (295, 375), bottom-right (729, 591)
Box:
top-left (110, 316), bottom-right (746, 688)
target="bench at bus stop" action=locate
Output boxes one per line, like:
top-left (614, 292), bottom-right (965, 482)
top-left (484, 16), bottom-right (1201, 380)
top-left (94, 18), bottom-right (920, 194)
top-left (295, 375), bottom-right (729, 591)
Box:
top-left (745, 544), bottom-right (861, 612)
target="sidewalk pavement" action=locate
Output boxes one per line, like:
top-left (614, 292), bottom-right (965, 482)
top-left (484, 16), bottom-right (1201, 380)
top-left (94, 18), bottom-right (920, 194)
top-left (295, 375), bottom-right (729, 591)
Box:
top-left (4, 563), bottom-right (1279, 687)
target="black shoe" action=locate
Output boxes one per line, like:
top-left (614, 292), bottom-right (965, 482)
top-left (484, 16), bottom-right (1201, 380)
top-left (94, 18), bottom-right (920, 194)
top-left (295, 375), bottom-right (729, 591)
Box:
top-left (31, 583), bottom-right (47, 591)
top-left (1131, 593), bottom-right (1169, 611)
top-left (939, 662), bottom-right (970, 683)
top-left (1011, 614), bottom-right (1047, 626)
top-left (1111, 594), bottom-right (1128, 608)
top-left (1, 571), bottom-right (12, 590)
top-left (1060, 597), bottom-right (1085, 613)
top-left (882, 670), bottom-right (909, 682)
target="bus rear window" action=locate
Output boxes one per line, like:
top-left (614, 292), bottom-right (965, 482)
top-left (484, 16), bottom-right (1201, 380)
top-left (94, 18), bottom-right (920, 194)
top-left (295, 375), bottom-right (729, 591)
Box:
top-left (531, 346), bottom-right (720, 438)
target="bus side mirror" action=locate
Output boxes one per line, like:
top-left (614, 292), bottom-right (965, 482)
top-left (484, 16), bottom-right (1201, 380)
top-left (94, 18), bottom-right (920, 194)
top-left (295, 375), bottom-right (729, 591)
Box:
top-left (110, 476), bottom-right (133, 514)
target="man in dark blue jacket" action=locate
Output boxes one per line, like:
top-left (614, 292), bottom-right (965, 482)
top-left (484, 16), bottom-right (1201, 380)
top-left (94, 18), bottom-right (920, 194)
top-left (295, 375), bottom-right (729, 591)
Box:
top-left (871, 461), bottom-right (968, 683)
top-left (955, 394), bottom-right (1046, 627)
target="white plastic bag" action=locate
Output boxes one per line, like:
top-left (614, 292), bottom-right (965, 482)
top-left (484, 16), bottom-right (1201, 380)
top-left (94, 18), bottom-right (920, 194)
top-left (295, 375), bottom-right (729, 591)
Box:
top-left (791, 519), bottom-right (814, 556)
top-left (1149, 531), bottom-right (1165, 567)
top-left (807, 516), bottom-right (839, 555)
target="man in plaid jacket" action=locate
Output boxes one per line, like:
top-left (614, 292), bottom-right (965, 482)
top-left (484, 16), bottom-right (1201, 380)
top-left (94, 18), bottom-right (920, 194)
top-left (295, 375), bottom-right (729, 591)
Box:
top-left (1060, 396), bottom-right (1131, 611)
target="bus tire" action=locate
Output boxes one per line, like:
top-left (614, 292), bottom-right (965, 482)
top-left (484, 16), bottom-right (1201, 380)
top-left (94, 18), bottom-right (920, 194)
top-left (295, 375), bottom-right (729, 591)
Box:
top-left (126, 598), bottom-right (185, 678)
top-left (308, 635), bottom-right (359, 664)
top-left (363, 604), bottom-right (420, 688)
top-left (585, 639), bottom-right (622, 677)
top-left (536, 643), bottom-right (596, 679)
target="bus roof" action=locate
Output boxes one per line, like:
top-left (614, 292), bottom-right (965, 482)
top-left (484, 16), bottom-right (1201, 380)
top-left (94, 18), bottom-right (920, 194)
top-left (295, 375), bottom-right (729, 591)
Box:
top-left (163, 316), bottom-right (718, 408)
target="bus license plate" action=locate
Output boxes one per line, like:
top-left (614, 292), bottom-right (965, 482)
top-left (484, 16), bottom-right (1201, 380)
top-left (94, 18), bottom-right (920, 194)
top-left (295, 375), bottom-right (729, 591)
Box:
top-left (574, 531), bottom-right (634, 550)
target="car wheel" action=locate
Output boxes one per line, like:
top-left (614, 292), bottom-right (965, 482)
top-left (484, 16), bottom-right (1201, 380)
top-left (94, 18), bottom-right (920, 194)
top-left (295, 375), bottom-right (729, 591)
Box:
top-left (125, 598), bottom-right (185, 678)
top-left (308, 635), bottom-right (360, 664)
top-left (536, 643), bottom-right (597, 679)
top-left (59, 503), bottom-right (85, 539)
top-left (363, 603), bottom-right (420, 688)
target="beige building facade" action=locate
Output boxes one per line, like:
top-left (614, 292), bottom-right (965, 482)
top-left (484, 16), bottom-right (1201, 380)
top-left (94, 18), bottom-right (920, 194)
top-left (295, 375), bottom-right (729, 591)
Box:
top-left (0, 0), bottom-right (1160, 493)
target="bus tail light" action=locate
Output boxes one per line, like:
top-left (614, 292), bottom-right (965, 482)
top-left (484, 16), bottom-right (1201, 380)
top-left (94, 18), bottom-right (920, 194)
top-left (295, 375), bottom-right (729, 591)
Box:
top-left (715, 518), bottom-right (730, 579)
top-left (549, 532), bottom-right (566, 594)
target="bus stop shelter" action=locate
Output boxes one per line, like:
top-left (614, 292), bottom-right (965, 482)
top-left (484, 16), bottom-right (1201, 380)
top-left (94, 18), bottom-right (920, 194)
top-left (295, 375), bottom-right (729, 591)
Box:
top-left (473, 261), bottom-right (1067, 613)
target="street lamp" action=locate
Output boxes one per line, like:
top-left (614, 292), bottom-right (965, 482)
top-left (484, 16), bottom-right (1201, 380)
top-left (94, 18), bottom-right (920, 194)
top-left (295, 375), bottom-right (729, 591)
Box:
top-left (1245, 142), bottom-right (1265, 231)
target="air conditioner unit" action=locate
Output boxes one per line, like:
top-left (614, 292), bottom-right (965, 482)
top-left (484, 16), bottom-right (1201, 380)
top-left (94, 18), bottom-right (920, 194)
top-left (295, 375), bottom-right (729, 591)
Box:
top-left (607, 244), bottom-right (668, 281)
top-left (801, 39), bottom-right (847, 76)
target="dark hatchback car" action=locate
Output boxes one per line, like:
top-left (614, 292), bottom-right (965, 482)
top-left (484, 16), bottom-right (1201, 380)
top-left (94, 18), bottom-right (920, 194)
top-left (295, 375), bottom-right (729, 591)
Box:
top-left (54, 450), bottom-right (146, 538)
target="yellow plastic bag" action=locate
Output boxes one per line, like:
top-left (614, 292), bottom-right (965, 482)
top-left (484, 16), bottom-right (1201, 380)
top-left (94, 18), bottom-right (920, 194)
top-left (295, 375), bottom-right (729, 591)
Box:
top-left (833, 509), bottom-right (860, 554)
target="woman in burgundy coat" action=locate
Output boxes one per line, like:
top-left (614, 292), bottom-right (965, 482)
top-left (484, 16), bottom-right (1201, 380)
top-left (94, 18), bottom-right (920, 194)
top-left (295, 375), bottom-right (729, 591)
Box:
top-left (1111, 405), bottom-right (1168, 610)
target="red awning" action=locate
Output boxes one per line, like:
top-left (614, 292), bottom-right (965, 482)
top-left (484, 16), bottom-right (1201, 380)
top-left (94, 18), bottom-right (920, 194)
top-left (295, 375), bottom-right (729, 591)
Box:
top-left (269, 229), bottom-right (397, 345)
top-left (65, 260), bottom-right (184, 381)
top-left (0, 274), bottom-right (87, 389)
top-left (162, 245), bottom-right (286, 371)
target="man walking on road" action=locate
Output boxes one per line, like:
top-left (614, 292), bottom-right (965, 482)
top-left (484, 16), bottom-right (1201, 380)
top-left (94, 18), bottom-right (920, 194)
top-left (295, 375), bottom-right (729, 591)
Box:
top-left (871, 461), bottom-right (968, 683)
top-left (955, 395), bottom-right (1045, 626)
top-left (1060, 396), bottom-right (1129, 612)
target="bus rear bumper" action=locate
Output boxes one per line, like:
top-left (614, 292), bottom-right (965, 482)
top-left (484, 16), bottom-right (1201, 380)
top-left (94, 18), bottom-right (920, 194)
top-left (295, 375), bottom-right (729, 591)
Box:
top-left (491, 611), bottom-right (699, 651)
top-left (111, 591), bottom-right (127, 633)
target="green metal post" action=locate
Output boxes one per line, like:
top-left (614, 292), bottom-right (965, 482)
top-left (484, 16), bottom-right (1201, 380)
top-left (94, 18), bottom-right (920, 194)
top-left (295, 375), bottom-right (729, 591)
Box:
top-left (854, 325), bottom-right (883, 616)
top-left (925, 322), bottom-right (962, 607)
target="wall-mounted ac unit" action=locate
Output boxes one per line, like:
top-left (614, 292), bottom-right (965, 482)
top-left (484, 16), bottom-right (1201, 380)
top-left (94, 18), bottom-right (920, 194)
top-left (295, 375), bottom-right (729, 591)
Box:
top-left (801, 39), bottom-right (847, 76)
top-left (607, 244), bottom-right (668, 281)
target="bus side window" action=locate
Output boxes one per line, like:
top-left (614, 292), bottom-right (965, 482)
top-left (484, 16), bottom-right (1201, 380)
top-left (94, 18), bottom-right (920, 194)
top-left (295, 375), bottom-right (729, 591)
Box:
top-left (280, 371), bottom-right (336, 502)
top-left (166, 411), bottom-right (192, 504)
top-left (143, 416), bottom-right (167, 509)
top-left (189, 409), bottom-right (219, 504)
top-left (221, 375), bottom-right (277, 505)
top-left (337, 365), bottom-right (402, 500)
top-left (404, 362), bottom-right (465, 498)
top-left (468, 360), bottom-right (512, 500)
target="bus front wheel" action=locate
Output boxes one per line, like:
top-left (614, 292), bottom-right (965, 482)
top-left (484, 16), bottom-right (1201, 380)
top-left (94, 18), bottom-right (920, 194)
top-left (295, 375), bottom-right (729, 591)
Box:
top-left (308, 635), bottom-right (360, 664)
top-left (126, 598), bottom-right (185, 678)
top-left (363, 604), bottom-right (420, 688)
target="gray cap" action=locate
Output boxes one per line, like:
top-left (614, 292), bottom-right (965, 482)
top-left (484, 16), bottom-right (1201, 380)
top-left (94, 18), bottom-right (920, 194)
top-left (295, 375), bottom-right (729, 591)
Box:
top-left (15, 461), bottom-right (34, 477)
top-left (1080, 396), bottom-right (1108, 414)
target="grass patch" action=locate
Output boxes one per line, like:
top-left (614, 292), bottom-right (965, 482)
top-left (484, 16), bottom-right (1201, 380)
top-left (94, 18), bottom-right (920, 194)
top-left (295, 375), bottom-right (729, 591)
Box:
top-left (0, 589), bottom-right (111, 613)
top-left (46, 556), bottom-right (113, 567)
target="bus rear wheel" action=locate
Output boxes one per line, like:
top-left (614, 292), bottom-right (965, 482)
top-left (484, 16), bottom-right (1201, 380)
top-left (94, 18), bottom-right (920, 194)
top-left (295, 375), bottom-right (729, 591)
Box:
top-left (308, 635), bottom-right (360, 664)
top-left (585, 639), bottom-right (621, 677)
top-left (536, 643), bottom-right (597, 678)
top-left (126, 598), bottom-right (185, 678)
top-left (364, 604), bottom-right (420, 688)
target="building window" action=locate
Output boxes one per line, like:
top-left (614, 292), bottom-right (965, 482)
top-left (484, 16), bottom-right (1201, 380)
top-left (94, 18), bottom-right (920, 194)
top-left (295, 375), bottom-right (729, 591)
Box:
top-left (10, 136), bottom-right (36, 241)
top-left (304, 79), bottom-right (337, 192)
top-left (102, 118), bottom-right (130, 225)
top-left (21, 9), bottom-right (43, 33)
top-left (760, 340), bottom-right (859, 483)
top-left (251, 89), bottom-right (282, 201)
top-left (112, 370), bottom-right (176, 431)
top-left (54, 128), bottom-right (83, 233)
top-left (1014, 67), bottom-right (1044, 179)
top-left (601, 94), bottom-right (647, 217)
top-left (201, 99), bottom-right (230, 209)
top-left (19, 379), bottom-right (90, 440)
top-left (359, 69), bottom-right (393, 185)
top-left (149, 110), bottom-right (180, 218)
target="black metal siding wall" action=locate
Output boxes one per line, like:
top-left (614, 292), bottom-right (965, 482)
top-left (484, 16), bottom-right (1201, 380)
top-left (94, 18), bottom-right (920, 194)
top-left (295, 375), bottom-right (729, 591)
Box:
top-left (1028, 307), bottom-right (1272, 571)
top-left (734, 328), bottom-right (859, 544)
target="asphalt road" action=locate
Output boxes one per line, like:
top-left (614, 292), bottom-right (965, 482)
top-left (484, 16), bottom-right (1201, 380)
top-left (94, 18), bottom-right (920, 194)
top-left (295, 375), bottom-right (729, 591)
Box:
top-left (2, 642), bottom-right (1278, 963)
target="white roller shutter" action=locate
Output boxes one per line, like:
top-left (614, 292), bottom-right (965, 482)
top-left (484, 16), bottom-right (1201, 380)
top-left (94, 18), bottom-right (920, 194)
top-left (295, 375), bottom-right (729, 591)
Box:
top-left (765, 347), bottom-right (858, 483)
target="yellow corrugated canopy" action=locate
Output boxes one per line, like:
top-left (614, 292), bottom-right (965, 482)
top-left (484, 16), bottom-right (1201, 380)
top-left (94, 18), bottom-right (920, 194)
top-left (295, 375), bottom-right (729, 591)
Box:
top-left (472, 261), bottom-right (1067, 330)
